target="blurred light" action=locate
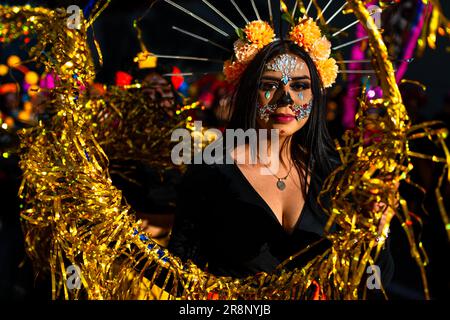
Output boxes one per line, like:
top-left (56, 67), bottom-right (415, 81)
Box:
top-left (0, 64), bottom-right (8, 76)
top-left (7, 55), bottom-right (21, 67)
top-left (25, 71), bottom-right (39, 85)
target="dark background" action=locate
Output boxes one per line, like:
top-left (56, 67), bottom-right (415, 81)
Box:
top-left (1, 0), bottom-right (447, 117)
top-left (1, 0), bottom-right (448, 116)
top-left (1, 0), bottom-right (449, 300)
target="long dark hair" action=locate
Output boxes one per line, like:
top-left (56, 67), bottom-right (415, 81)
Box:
top-left (227, 40), bottom-right (339, 200)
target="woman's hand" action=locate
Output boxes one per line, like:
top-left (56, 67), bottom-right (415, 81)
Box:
top-left (377, 204), bottom-right (395, 236)
top-left (373, 178), bottom-right (400, 238)
top-left (137, 212), bottom-right (175, 247)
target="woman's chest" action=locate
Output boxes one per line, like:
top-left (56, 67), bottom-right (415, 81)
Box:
top-left (235, 165), bottom-right (306, 233)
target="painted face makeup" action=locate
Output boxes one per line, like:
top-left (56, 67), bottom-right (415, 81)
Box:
top-left (258, 103), bottom-right (276, 121)
top-left (258, 54), bottom-right (312, 122)
top-left (258, 100), bottom-right (312, 121)
top-left (291, 100), bottom-right (313, 120)
top-left (265, 54), bottom-right (305, 84)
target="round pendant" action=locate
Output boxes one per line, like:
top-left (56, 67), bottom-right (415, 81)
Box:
top-left (276, 180), bottom-right (286, 191)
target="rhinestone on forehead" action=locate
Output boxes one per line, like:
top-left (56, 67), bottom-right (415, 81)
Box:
top-left (265, 54), bottom-right (299, 85)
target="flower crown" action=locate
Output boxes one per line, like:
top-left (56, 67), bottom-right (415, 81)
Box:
top-left (223, 18), bottom-right (338, 88)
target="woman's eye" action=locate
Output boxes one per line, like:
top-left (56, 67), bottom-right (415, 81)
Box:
top-left (260, 83), bottom-right (278, 91)
top-left (290, 83), bottom-right (310, 91)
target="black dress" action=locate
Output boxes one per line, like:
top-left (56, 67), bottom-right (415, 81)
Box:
top-left (110, 159), bottom-right (181, 214)
top-left (167, 161), bottom-right (394, 290)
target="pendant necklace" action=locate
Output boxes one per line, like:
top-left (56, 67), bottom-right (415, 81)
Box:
top-left (263, 162), bottom-right (294, 191)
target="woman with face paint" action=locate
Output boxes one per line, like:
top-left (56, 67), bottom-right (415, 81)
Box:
top-left (167, 40), bottom-right (394, 297)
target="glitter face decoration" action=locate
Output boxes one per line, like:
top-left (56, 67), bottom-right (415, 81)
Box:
top-left (265, 54), bottom-right (304, 84)
top-left (291, 100), bottom-right (313, 120)
top-left (258, 54), bottom-right (312, 122)
top-left (258, 100), bottom-right (312, 121)
top-left (258, 103), bottom-right (276, 121)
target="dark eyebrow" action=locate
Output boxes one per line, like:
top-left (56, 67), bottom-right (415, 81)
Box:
top-left (291, 76), bottom-right (311, 81)
top-left (261, 76), bottom-right (280, 81)
top-left (261, 76), bottom-right (311, 81)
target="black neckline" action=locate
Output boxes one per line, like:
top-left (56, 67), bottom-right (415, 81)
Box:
top-left (229, 161), bottom-right (310, 237)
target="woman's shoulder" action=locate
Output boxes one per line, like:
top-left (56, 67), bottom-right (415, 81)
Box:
top-left (183, 138), bottom-right (238, 181)
top-left (183, 160), bottom-right (231, 175)
top-left (180, 161), bottom-right (232, 188)
top-left (176, 162), bottom-right (236, 207)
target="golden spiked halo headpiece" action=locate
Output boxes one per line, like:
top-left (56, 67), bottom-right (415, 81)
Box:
top-left (148, 0), bottom-right (381, 89)
top-left (223, 17), bottom-right (337, 87)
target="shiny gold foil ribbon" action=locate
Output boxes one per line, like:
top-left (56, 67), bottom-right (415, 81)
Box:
top-left (2, 1), bottom-right (448, 300)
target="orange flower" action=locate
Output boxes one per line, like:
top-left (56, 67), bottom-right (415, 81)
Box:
top-left (310, 36), bottom-right (332, 61)
top-left (316, 58), bottom-right (339, 88)
top-left (222, 18), bottom-right (338, 87)
top-left (234, 40), bottom-right (259, 64)
top-left (289, 18), bottom-right (322, 51)
top-left (244, 20), bottom-right (275, 49)
top-left (223, 59), bottom-right (247, 83)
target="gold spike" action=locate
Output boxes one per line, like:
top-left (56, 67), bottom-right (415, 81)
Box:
top-left (332, 36), bottom-right (369, 51)
top-left (162, 72), bottom-right (218, 77)
top-left (251, 0), bottom-right (261, 20)
top-left (202, 0), bottom-right (238, 30)
top-left (338, 70), bottom-right (377, 74)
top-left (292, 1), bottom-right (298, 17)
top-left (154, 54), bottom-right (224, 63)
top-left (268, 0), bottom-right (273, 25)
top-left (332, 10), bottom-right (377, 38)
top-left (172, 26), bottom-right (231, 52)
top-left (304, 0), bottom-right (313, 18)
top-left (230, 0), bottom-right (249, 24)
top-left (325, 2), bottom-right (347, 25)
top-left (164, 0), bottom-right (230, 37)
top-left (316, 0), bottom-right (333, 21)
top-left (336, 60), bottom-right (372, 63)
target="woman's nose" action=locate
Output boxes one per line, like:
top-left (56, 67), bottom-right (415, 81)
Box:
top-left (279, 91), bottom-right (294, 106)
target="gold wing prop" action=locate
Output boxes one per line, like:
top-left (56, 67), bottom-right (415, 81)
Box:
top-left (1, 1), bottom-right (448, 300)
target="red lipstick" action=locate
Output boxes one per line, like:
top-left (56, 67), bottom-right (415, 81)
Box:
top-left (271, 113), bottom-right (296, 123)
